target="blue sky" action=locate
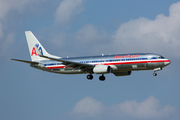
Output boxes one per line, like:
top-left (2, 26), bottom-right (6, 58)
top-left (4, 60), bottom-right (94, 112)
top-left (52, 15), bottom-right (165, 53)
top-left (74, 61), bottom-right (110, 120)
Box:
top-left (1, 0), bottom-right (180, 120)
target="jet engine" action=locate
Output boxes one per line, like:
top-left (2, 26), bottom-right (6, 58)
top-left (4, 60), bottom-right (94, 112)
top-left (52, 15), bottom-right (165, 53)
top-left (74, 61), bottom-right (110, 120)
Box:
top-left (113, 71), bottom-right (131, 76)
top-left (93, 65), bottom-right (111, 74)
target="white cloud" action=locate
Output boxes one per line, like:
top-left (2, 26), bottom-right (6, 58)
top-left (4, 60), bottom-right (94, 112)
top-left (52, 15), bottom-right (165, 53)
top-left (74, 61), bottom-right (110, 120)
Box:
top-left (75, 24), bottom-right (109, 43)
top-left (69, 97), bottom-right (104, 118)
top-left (65, 2), bottom-right (180, 58)
top-left (112, 2), bottom-right (180, 57)
top-left (54, 0), bottom-right (84, 24)
top-left (0, 0), bottom-right (43, 19)
top-left (71, 24), bottom-right (111, 55)
top-left (0, 0), bottom-right (44, 55)
top-left (67, 96), bottom-right (176, 119)
top-left (76, 24), bottom-right (99, 42)
top-left (108, 96), bottom-right (176, 119)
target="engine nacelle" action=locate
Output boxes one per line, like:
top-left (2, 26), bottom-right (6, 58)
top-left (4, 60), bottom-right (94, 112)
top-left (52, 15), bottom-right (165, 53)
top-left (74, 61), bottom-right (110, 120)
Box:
top-left (113, 71), bottom-right (131, 76)
top-left (93, 65), bottom-right (111, 74)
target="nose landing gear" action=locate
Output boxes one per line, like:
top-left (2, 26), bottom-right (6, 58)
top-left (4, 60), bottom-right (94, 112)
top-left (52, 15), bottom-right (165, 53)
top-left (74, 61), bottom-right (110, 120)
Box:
top-left (153, 72), bottom-right (157, 76)
top-left (153, 68), bottom-right (162, 76)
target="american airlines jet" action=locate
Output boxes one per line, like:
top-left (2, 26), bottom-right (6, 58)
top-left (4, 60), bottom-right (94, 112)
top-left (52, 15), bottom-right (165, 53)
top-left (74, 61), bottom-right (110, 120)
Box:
top-left (11, 31), bottom-right (171, 81)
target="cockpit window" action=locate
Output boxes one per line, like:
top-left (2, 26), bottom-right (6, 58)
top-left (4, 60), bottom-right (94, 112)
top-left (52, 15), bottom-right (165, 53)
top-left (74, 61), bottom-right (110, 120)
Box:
top-left (159, 56), bottom-right (165, 59)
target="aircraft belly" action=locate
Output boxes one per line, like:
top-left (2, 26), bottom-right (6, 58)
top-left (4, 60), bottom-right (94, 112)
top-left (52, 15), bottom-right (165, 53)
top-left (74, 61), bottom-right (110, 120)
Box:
top-left (114, 63), bottom-right (151, 72)
top-left (35, 66), bottom-right (83, 74)
top-left (114, 61), bottom-right (165, 71)
top-left (147, 62), bottom-right (164, 68)
top-left (51, 68), bottom-right (83, 74)
top-left (31, 60), bottom-right (167, 75)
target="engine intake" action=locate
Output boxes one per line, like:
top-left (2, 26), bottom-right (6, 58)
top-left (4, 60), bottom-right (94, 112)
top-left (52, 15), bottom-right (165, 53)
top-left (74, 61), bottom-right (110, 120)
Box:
top-left (93, 65), bottom-right (111, 74)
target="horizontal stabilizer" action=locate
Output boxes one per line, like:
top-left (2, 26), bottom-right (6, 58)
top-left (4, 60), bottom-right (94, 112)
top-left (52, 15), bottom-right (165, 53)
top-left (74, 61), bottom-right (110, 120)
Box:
top-left (11, 58), bottom-right (39, 64)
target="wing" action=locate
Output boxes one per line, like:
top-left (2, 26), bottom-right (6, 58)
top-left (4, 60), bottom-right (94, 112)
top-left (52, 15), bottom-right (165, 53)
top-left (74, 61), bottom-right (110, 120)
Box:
top-left (35, 45), bottom-right (95, 72)
top-left (39, 55), bottom-right (95, 72)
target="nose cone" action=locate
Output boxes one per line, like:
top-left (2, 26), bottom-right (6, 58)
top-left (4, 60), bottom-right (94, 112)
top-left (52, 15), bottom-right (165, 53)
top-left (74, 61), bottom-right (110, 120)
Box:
top-left (164, 60), bottom-right (171, 66)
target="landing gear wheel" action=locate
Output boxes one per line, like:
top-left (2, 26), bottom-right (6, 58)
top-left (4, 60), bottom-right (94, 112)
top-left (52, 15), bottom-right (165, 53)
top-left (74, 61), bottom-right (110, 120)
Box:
top-left (99, 75), bottom-right (105, 81)
top-left (87, 74), bottom-right (93, 80)
top-left (153, 73), bottom-right (157, 76)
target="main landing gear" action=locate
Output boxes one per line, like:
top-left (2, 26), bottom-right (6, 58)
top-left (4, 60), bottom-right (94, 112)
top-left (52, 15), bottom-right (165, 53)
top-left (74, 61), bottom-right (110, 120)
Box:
top-left (87, 74), bottom-right (93, 80)
top-left (99, 75), bottom-right (105, 81)
top-left (87, 74), bottom-right (106, 81)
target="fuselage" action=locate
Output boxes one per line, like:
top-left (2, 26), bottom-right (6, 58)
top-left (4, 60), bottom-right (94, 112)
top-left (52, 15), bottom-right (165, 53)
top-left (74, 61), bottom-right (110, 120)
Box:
top-left (31, 53), bottom-right (170, 74)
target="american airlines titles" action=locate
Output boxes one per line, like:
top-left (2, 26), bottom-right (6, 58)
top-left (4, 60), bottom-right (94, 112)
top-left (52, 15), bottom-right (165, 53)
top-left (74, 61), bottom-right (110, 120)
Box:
top-left (114, 55), bottom-right (139, 59)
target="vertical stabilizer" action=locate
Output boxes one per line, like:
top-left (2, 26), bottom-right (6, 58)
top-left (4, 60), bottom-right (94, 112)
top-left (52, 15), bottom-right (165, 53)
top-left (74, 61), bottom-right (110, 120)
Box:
top-left (25, 31), bottom-right (59, 61)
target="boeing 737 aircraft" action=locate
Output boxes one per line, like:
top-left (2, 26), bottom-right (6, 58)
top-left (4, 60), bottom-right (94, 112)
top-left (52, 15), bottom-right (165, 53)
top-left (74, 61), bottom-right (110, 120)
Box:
top-left (11, 31), bottom-right (171, 81)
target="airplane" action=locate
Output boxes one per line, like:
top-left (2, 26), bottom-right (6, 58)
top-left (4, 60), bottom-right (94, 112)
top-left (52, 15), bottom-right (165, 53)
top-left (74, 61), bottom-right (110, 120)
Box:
top-left (11, 31), bottom-right (171, 81)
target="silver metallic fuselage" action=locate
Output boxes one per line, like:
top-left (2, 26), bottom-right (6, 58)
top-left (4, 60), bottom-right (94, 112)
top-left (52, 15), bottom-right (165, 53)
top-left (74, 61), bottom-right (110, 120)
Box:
top-left (30, 53), bottom-right (170, 74)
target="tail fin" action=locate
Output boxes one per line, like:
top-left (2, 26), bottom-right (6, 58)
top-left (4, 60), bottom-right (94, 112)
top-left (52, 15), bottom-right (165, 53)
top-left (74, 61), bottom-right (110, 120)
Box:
top-left (25, 31), bottom-right (59, 61)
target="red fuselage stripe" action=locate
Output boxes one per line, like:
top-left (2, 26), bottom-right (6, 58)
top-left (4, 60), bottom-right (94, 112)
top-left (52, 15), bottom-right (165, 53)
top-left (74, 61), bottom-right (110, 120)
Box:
top-left (46, 60), bottom-right (170, 69)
